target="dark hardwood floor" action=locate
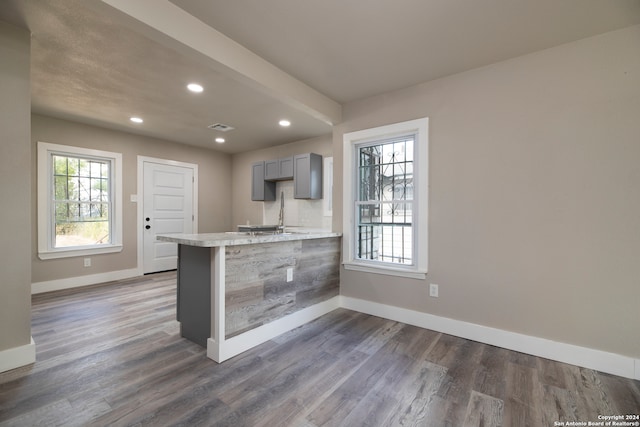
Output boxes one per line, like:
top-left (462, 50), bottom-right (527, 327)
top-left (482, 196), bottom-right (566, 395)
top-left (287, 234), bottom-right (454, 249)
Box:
top-left (1, 272), bottom-right (638, 426)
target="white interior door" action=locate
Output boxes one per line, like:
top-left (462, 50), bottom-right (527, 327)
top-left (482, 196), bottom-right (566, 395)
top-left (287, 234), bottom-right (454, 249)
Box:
top-left (143, 161), bottom-right (194, 274)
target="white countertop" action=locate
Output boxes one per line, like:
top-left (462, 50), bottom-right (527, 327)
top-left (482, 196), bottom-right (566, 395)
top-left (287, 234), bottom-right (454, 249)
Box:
top-left (156, 230), bottom-right (341, 247)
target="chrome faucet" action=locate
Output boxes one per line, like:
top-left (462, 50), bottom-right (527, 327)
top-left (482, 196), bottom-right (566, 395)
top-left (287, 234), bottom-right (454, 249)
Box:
top-left (277, 190), bottom-right (285, 232)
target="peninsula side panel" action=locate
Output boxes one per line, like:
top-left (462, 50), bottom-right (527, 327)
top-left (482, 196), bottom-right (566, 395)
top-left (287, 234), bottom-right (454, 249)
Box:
top-left (224, 237), bottom-right (340, 338)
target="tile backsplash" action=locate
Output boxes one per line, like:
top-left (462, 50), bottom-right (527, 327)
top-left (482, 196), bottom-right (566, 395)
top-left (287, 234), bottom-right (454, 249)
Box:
top-left (262, 181), bottom-right (331, 230)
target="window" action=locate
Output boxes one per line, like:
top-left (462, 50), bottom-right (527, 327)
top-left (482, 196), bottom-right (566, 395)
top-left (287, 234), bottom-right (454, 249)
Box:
top-left (343, 118), bottom-right (428, 279)
top-left (38, 142), bottom-right (123, 259)
top-left (357, 136), bottom-right (414, 264)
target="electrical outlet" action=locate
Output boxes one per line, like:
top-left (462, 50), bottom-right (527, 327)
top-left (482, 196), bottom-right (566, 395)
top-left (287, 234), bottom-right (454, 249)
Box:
top-left (84, 258), bottom-right (91, 267)
top-left (429, 283), bottom-right (439, 298)
top-left (286, 268), bottom-right (293, 282)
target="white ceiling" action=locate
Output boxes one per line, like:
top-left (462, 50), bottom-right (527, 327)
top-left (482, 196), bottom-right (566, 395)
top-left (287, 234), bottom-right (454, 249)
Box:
top-left (1, 0), bottom-right (639, 154)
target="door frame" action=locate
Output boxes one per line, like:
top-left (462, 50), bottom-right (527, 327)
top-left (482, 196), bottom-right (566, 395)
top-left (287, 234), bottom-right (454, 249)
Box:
top-left (136, 156), bottom-right (199, 275)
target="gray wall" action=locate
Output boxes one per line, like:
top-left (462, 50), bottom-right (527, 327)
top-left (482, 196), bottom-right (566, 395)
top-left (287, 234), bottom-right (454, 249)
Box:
top-left (333, 25), bottom-right (640, 358)
top-left (0, 23), bottom-right (31, 352)
top-left (231, 134), bottom-right (332, 227)
top-left (31, 115), bottom-right (232, 283)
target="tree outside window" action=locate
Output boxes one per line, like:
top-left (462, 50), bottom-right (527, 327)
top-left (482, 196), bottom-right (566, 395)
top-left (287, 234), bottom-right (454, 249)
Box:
top-left (52, 155), bottom-right (111, 248)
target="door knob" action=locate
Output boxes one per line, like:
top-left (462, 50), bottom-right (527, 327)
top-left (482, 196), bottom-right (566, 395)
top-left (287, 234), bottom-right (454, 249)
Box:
top-left (145, 225), bottom-right (151, 230)
top-left (146, 217), bottom-right (150, 221)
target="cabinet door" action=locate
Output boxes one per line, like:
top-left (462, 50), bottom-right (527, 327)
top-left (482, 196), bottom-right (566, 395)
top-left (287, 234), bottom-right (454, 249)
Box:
top-left (279, 157), bottom-right (293, 179)
top-left (264, 159), bottom-right (279, 180)
top-left (252, 162), bottom-right (276, 201)
top-left (294, 153), bottom-right (323, 199)
top-left (252, 162), bottom-right (265, 200)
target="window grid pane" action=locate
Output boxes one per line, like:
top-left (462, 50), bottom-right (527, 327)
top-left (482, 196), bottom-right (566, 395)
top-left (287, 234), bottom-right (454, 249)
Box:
top-left (356, 135), bottom-right (414, 265)
top-left (52, 154), bottom-right (111, 248)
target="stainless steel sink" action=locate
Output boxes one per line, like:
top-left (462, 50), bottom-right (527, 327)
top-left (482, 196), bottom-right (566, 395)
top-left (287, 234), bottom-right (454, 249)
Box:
top-left (237, 224), bottom-right (283, 233)
top-left (226, 230), bottom-right (285, 236)
top-left (225, 229), bottom-right (308, 236)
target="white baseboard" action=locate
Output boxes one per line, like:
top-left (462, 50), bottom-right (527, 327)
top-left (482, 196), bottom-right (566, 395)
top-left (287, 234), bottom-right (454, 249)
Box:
top-left (31, 268), bottom-right (140, 294)
top-left (340, 296), bottom-right (640, 381)
top-left (208, 296), bottom-right (341, 363)
top-left (0, 337), bottom-right (36, 374)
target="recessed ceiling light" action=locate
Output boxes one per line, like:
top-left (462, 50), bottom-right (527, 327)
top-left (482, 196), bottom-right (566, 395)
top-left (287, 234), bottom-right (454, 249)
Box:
top-left (187, 83), bottom-right (204, 93)
top-left (215, 137), bottom-right (225, 143)
top-left (279, 119), bottom-right (291, 127)
top-left (130, 117), bottom-right (143, 123)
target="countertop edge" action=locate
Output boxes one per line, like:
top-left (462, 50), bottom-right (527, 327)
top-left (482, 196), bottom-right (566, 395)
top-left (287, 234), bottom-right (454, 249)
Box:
top-left (157, 232), bottom-right (342, 247)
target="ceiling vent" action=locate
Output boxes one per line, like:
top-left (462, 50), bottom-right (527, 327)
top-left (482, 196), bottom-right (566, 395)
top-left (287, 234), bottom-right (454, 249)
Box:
top-left (208, 123), bottom-right (235, 132)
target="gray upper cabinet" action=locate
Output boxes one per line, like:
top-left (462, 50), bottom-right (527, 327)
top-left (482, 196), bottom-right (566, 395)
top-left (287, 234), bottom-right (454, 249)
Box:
top-left (264, 156), bottom-right (293, 181)
top-left (264, 159), bottom-right (278, 181)
top-left (252, 154), bottom-right (322, 201)
top-left (279, 157), bottom-right (294, 179)
top-left (251, 161), bottom-right (276, 201)
top-left (294, 153), bottom-right (323, 199)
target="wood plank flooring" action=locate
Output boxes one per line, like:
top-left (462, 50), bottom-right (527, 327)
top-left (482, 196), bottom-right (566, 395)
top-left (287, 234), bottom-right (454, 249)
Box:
top-left (1, 272), bottom-right (638, 426)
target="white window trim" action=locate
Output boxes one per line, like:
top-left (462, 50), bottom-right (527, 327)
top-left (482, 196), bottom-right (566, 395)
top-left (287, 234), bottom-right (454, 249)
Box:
top-left (37, 142), bottom-right (123, 260)
top-left (342, 118), bottom-right (428, 279)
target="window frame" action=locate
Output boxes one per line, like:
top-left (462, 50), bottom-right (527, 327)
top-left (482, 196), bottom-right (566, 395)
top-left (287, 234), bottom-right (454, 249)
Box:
top-left (37, 142), bottom-right (123, 260)
top-left (342, 118), bottom-right (428, 279)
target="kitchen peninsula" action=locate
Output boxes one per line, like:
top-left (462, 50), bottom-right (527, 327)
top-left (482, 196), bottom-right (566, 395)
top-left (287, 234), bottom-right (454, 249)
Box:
top-left (157, 230), bottom-right (341, 362)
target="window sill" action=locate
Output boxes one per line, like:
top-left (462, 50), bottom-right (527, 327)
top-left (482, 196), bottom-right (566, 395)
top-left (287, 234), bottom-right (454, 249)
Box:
top-left (343, 261), bottom-right (427, 280)
top-left (38, 244), bottom-right (123, 260)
